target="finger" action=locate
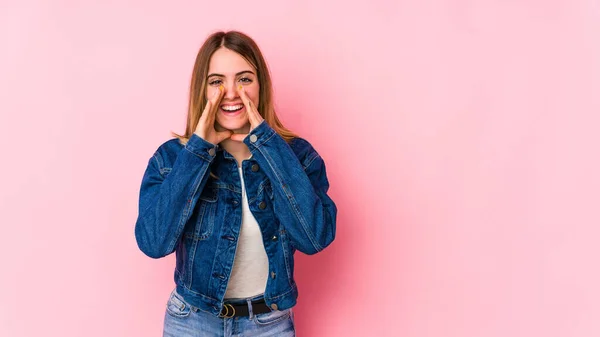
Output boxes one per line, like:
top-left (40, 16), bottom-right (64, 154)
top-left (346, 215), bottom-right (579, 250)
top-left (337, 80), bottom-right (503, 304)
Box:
top-left (237, 85), bottom-right (261, 125)
top-left (215, 130), bottom-right (233, 143)
top-left (200, 88), bottom-right (219, 124)
top-left (207, 85), bottom-right (225, 124)
top-left (199, 92), bottom-right (215, 124)
top-left (208, 85), bottom-right (225, 124)
top-left (247, 100), bottom-right (262, 126)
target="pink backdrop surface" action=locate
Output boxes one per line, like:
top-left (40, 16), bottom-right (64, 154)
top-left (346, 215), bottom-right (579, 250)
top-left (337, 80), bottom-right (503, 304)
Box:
top-left (1, 0), bottom-right (599, 336)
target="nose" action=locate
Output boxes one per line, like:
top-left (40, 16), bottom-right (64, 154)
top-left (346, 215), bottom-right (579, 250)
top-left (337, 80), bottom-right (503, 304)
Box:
top-left (223, 81), bottom-right (238, 100)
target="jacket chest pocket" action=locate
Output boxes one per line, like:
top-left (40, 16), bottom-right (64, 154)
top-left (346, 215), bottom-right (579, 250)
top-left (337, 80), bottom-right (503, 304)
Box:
top-left (185, 187), bottom-right (218, 241)
top-left (258, 178), bottom-right (274, 201)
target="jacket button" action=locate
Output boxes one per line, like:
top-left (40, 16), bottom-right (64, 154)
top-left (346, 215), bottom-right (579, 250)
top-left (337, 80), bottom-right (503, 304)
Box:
top-left (208, 148), bottom-right (216, 156)
top-left (272, 235), bottom-right (278, 241)
top-left (251, 163), bottom-right (259, 172)
top-left (270, 303), bottom-right (278, 310)
top-left (249, 134), bottom-right (258, 143)
top-left (259, 201), bottom-right (267, 210)
top-left (271, 271), bottom-right (276, 279)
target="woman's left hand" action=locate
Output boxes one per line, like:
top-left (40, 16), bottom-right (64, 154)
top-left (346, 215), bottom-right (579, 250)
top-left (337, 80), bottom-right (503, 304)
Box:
top-left (230, 85), bottom-right (264, 142)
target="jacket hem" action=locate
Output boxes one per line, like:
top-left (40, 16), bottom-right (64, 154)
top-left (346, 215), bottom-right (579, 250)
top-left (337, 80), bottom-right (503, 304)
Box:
top-left (174, 282), bottom-right (298, 317)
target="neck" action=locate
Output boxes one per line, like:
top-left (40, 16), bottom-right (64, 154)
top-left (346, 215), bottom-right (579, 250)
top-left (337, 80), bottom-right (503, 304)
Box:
top-left (220, 139), bottom-right (251, 167)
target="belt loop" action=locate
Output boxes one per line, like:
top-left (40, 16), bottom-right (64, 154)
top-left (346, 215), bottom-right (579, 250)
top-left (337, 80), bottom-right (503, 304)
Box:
top-left (247, 297), bottom-right (254, 319)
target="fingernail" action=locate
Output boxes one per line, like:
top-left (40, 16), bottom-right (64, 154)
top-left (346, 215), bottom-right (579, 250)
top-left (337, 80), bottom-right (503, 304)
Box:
top-left (238, 85), bottom-right (243, 91)
top-left (219, 85), bottom-right (224, 91)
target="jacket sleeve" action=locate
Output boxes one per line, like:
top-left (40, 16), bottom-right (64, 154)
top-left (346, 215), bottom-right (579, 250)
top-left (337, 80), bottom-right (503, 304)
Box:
top-left (243, 121), bottom-right (337, 255)
top-left (134, 134), bottom-right (218, 258)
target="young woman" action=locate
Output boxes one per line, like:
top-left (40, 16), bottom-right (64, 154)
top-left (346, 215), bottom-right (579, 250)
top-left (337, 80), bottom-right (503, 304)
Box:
top-left (134, 30), bottom-right (337, 336)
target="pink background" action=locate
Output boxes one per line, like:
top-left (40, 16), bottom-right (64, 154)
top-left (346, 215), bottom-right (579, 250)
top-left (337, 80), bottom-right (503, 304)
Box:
top-left (1, 0), bottom-right (599, 336)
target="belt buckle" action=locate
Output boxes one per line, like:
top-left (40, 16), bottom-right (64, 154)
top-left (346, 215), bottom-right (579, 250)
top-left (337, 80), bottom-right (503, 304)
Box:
top-left (219, 303), bottom-right (236, 318)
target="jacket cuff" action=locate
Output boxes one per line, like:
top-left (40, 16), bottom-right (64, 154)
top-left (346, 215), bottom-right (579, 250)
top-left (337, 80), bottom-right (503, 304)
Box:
top-left (243, 121), bottom-right (277, 151)
top-left (184, 133), bottom-right (219, 161)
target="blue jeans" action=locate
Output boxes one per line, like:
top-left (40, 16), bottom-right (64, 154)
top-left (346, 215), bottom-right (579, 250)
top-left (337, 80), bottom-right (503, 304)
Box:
top-left (163, 288), bottom-right (296, 336)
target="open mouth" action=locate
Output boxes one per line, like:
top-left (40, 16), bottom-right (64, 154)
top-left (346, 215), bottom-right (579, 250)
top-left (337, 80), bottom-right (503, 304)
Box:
top-left (221, 104), bottom-right (244, 113)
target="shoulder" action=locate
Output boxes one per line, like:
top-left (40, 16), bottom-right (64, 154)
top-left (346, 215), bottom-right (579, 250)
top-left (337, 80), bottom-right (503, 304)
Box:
top-left (288, 136), bottom-right (323, 170)
top-left (158, 137), bottom-right (185, 151)
top-left (149, 138), bottom-right (185, 169)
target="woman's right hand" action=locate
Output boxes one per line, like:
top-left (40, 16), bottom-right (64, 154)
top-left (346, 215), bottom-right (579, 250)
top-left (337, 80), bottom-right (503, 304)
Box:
top-left (194, 85), bottom-right (232, 145)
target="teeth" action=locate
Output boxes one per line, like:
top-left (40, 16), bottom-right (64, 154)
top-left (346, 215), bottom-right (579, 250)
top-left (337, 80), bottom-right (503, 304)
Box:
top-left (222, 105), bottom-right (243, 112)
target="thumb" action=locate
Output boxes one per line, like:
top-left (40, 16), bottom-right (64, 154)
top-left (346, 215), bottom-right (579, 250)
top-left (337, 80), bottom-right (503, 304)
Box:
top-left (215, 130), bottom-right (233, 143)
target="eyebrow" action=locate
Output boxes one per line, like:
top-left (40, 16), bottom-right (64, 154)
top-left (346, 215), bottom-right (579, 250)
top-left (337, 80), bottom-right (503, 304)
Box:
top-left (207, 70), bottom-right (255, 78)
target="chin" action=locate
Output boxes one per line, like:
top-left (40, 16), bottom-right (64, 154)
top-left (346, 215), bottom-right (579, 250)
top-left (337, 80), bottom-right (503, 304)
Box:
top-left (216, 118), bottom-right (250, 133)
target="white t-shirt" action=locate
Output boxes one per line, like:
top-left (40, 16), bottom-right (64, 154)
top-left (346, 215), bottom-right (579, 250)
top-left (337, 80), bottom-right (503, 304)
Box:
top-left (224, 167), bottom-right (269, 299)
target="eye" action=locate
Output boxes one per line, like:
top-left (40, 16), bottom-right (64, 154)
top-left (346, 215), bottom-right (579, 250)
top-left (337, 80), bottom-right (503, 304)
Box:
top-left (239, 77), bottom-right (252, 84)
top-left (208, 79), bottom-right (222, 86)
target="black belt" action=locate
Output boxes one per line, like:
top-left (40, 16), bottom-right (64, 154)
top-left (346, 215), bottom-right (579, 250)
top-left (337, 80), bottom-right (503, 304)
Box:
top-left (219, 298), bottom-right (272, 318)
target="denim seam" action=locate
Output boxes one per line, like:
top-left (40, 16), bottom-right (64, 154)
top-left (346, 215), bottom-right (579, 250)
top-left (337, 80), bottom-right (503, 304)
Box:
top-left (213, 182), bottom-right (241, 193)
top-left (186, 239), bottom-right (196, 287)
top-left (184, 145), bottom-right (213, 161)
top-left (204, 202), bottom-right (216, 240)
top-left (258, 129), bottom-right (276, 148)
top-left (253, 309), bottom-right (291, 325)
top-left (249, 128), bottom-right (277, 153)
top-left (257, 145), bottom-right (322, 252)
top-left (165, 159), bottom-right (211, 254)
top-left (252, 178), bottom-right (271, 203)
top-left (265, 283), bottom-right (297, 300)
top-left (280, 229), bottom-right (293, 286)
top-left (152, 152), bottom-right (165, 177)
top-left (180, 283), bottom-right (219, 302)
top-left (186, 204), bottom-right (207, 287)
top-left (302, 151), bottom-right (320, 171)
top-left (219, 211), bottom-right (243, 307)
top-left (192, 203), bottom-right (207, 238)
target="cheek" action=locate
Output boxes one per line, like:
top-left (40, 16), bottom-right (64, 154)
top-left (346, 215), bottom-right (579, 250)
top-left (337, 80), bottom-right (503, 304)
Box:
top-left (206, 87), bottom-right (217, 99)
top-left (248, 86), bottom-right (260, 105)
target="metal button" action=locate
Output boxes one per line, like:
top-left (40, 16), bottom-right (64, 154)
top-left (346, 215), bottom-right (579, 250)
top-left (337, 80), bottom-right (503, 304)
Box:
top-left (270, 303), bottom-right (278, 310)
top-left (249, 134), bottom-right (258, 143)
top-left (271, 271), bottom-right (276, 279)
top-left (232, 199), bottom-right (239, 206)
top-left (208, 148), bottom-right (216, 156)
top-left (259, 201), bottom-right (267, 210)
top-left (272, 235), bottom-right (278, 241)
top-left (251, 164), bottom-right (259, 172)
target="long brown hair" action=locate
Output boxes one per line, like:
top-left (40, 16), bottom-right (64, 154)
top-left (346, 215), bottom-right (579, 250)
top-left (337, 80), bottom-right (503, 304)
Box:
top-left (172, 31), bottom-right (297, 144)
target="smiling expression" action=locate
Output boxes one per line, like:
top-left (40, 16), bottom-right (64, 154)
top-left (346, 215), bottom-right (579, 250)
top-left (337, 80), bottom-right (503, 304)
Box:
top-left (206, 47), bottom-right (260, 134)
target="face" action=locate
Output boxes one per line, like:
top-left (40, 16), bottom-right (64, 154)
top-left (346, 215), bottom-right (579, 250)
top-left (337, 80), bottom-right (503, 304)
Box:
top-left (206, 47), bottom-right (260, 134)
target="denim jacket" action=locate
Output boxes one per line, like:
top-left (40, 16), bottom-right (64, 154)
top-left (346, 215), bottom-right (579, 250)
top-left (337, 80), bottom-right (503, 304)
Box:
top-left (134, 121), bottom-right (337, 316)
